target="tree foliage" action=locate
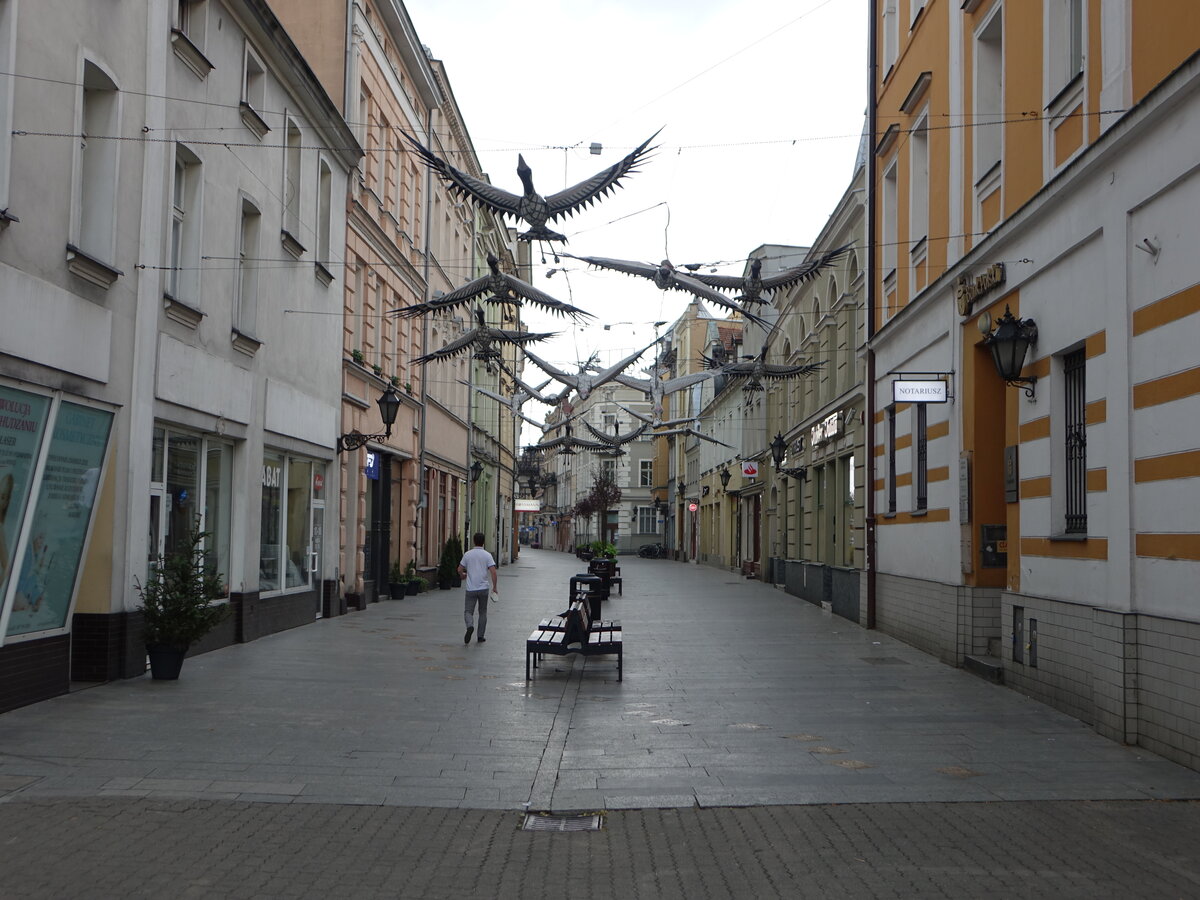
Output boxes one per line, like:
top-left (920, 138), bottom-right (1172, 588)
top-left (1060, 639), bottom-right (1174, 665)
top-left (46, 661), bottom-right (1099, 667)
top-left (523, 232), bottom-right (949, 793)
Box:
top-left (136, 524), bottom-right (228, 648)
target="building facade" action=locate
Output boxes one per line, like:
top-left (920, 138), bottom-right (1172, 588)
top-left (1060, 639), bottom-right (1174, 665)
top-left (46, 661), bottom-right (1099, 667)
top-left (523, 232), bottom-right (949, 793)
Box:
top-left (869, 0), bottom-right (1200, 769)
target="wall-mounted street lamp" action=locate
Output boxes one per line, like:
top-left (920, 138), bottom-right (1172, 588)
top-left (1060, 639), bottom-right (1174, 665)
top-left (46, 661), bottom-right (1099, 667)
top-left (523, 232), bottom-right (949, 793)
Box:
top-left (984, 304), bottom-right (1039, 398)
top-left (718, 466), bottom-right (731, 490)
top-left (470, 460), bottom-right (484, 483)
top-left (770, 431), bottom-right (808, 481)
top-left (677, 480), bottom-right (686, 498)
top-left (337, 385), bottom-right (402, 453)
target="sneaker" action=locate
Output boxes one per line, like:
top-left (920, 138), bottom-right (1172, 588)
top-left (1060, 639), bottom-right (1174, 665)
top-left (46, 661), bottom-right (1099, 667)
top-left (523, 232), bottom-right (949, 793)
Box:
top-left (464, 626), bottom-right (474, 644)
top-left (477, 637), bottom-right (486, 643)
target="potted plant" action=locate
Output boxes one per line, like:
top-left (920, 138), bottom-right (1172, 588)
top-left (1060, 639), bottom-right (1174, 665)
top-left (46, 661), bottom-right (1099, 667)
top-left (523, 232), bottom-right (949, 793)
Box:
top-left (589, 539), bottom-right (618, 559)
top-left (350, 348), bottom-right (365, 365)
top-left (448, 534), bottom-right (463, 587)
top-left (414, 576), bottom-right (430, 594)
top-left (404, 559), bottom-right (419, 596)
top-left (388, 559), bottom-right (406, 599)
top-left (437, 537), bottom-right (458, 590)
top-left (136, 525), bottom-right (229, 680)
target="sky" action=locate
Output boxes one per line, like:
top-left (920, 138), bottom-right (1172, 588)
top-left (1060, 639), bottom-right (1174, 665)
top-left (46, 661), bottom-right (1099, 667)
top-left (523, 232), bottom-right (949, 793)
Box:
top-left (406, 0), bottom-right (869, 435)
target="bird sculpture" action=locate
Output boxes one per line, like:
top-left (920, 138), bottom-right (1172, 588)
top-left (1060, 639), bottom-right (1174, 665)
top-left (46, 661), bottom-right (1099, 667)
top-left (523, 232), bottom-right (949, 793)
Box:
top-left (464, 379), bottom-right (585, 437)
top-left (522, 339), bottom-right (661, 405)
top-left (584, 419), bottom-right (649, 458)
top-left (616, 404), bottom-right (735, 449)
top-left (705, 344), bottom-right (824, 393)
top-left (612, 366), bottom-right (711, 421)
top-left (403, 130), bottom-right (660, 243)
top-left (396, 253), bottom-right (592, 320)
top-left (413, 307), bottom-right (556, 368)
top-left (561, 253), bottom-right (770, 329)
top-left (537, 422), bottom-right (605, 456)
top-left (461, 373), bottom-right (553, 422)
top-left (685, 244), bottom-right (853, 305)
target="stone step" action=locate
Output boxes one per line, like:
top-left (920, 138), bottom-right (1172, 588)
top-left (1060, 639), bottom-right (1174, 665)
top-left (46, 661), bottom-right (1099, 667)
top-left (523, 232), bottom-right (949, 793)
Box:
top-left (963, 654), bottom-right (1005, 684)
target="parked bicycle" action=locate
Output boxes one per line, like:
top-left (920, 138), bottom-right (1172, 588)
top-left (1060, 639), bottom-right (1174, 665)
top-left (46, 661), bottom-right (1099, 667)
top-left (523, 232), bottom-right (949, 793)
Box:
top-left (637, 542), bottom-right (668, 559)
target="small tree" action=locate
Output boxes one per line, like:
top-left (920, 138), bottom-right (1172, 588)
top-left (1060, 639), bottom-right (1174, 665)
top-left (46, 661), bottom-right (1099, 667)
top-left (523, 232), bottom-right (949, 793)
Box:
top-left (587, 472), bottom-right (622, 545)
top-left (137, 525), bottom-right (228, 648)
top-left (438, 536), bottom-right (459, 588)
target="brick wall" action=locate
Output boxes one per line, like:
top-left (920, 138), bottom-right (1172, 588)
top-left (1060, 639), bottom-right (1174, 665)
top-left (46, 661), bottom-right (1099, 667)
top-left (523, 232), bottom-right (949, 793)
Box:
top-left (0, 635), bottom-right (70, 714)
top-left (1136, 616), bottom-right (1200, 772)
top-left (874, 572), bottom-right (959, 664)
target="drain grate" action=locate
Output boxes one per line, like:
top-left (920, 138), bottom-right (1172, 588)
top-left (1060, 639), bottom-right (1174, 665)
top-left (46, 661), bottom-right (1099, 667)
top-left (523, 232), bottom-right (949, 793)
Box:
top-left (522, 812), bottom-right (605, 832)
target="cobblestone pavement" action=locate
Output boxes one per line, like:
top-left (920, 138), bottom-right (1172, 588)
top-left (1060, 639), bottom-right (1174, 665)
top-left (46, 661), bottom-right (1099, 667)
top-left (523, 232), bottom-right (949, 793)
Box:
top-left (2, 549), bottom-right (1200, 897)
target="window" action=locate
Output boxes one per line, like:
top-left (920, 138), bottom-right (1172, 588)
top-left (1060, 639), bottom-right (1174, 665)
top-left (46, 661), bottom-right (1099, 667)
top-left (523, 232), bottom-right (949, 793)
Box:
top-left (1063, 349), bottom-right (1087, 533)
top-left (148, 426), bottom-right (231, 592)
top-left (887, 405), bottom-right (897, 514)
top-left (259, 453), bottom-right (324, 593)
top-left (168, 144), bottom-right (202, 303)
top-left (600, 459), bottom-right (616, 483)
top-left (1050, 0), bottom-right (1084, 93)
top-left (242, 47), bottom-right (265, 114)
top-left (283, 118), bottom-right (302, 242)
top-left (881, 159), bottom-right (898, 319)
top-left (883, 3), bottom-right (898, 73)
top-left (175, 0), bottom-right (208, 41)
top-left (915, 403), bottom-right (928, 510)
top-left (0, 0), bottom-right (15, 213)
top-left (639, 459), bottom-right (653, 487)
top-left (235, 196), bottom-right (261, 336)
top-left (974, 11), bottom-right (1004, 180)
top-left (316, 159), bottom-right (332, 273)
top-left (77, 61), bottom-right (120, 264)
top-left (909, 0), bottom-right (926, 28)
top-left (909, 114), bottom-right (929, 247)
top-left (637, 506), bottom-right (657, 534)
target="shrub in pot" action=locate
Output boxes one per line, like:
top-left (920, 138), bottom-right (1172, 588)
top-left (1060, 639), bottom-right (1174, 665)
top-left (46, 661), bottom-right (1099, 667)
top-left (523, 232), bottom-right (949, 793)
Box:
top-left (136, 525), bottom-right (228, 680)
top-left (388, 559), bottom-right (406, 599)
top-left (437, 537), bottom-right (459, 589)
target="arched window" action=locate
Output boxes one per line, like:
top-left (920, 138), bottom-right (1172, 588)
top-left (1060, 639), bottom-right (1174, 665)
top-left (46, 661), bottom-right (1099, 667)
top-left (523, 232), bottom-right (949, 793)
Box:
top-left (847, 251), bottom-right (860, 286)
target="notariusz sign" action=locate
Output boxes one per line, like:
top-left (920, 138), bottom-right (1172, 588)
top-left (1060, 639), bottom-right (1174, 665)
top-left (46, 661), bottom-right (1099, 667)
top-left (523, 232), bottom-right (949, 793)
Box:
top-left (893, 380), bottom-right (948, 403)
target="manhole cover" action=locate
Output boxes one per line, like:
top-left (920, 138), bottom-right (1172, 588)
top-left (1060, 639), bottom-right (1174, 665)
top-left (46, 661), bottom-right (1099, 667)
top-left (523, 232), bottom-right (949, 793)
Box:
top-left (861, 657), bottom-right (909, 665)
top-left (522, 813), bottom-right (604, 832)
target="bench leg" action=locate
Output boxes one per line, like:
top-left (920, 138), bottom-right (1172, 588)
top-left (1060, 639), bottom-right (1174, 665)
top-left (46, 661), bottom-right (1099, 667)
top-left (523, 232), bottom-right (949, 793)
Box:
top-left (618, 646), bottom-right (623, 681)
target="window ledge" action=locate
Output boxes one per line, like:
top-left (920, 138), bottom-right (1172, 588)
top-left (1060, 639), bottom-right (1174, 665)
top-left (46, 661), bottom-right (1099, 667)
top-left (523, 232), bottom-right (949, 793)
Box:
top-left (280, 229), bottom-right (306, 259)
top-left (163, 293), bottom-right (204, 328)
top-left (911, 508), bottom-right (928, 517)
top-left (239, 102), bottom-right (270, 140)
top-left (1049, 532), bottom-right (1089, 542)
top-left (170, 29), bottom-right (214, 80)
top-left (231, 328), bottom-right (262, 357)
top-left (1046, 71), bottom-right (1085, 114)
top-left (315, 261), bottom-right (334, 287)
top-left (66, 244), bottom-right (123, 289)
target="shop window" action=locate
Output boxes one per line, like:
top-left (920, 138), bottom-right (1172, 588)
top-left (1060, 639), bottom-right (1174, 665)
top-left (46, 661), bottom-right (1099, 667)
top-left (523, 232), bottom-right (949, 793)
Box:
top-left (3, 393), bottom-right (113, 641)
top-left (259, 452), bottom-right (322, 593)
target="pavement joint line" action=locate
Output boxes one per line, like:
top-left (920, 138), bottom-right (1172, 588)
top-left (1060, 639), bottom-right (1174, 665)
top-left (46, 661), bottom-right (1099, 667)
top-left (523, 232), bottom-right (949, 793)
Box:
top-left (527, 653), bottom-right (583, 812)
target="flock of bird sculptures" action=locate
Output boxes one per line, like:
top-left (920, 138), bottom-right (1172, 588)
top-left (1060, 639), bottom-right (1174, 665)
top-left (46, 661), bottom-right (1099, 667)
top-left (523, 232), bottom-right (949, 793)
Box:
top-left (394, 129), bottom-right (849, 458)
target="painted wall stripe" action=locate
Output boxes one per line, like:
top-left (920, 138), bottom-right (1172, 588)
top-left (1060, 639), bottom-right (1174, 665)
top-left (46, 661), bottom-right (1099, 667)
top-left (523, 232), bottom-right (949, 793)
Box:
top-left (1020, 537), bottom-right (1109, 560)
top-left (1134, 449), bottom-right (1200, 483)
top-left (1133, 283), bottom-right (1200, 336)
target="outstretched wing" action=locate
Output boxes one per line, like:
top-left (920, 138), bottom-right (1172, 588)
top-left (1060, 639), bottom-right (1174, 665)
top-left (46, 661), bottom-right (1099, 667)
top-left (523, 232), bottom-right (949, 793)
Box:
top-left (759, 361), bottom-right (825, 378)
top-left (402, 132), bottom-right (522, 217)
top-left (654, 427), bottom-right (735, 449)
top-left (413, 329), bottom-right (485, 364)
top-left (561, 253), bottom-right (662, 281)
top-left (660, 371), bottom-right (711, 394)
top-left (492, 328), bottom-right (558, 346)
top-left (585, 421), bottom-right (648, 446)
top-left (544, 129), bottom-right (661, 220)
top-left (393, 274), bottom-right (490, 318)
top-left (684, 271), bottom-right (745, 291)
top-left (499, 274), bottom-right (593, 319)
top-left (521, 349), bottom-right (579, 391)
top-left (671, 272), bottom-right (771, 328)
top-left (760, 244), bottom-right (853, 291)
top-left (611, 373), bottom-right (652, 394)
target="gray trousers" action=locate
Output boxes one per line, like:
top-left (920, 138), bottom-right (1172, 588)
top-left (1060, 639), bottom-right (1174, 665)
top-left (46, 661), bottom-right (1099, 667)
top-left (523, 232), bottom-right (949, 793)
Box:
top-left (464, 589), bottom-right (488, 638)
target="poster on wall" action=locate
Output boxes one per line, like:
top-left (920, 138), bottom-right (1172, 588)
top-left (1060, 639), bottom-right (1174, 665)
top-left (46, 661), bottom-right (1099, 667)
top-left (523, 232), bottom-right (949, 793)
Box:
top-left (0, 386), bottom-right (51, 606)
top-left (6, 402), bottom-right (113, 638)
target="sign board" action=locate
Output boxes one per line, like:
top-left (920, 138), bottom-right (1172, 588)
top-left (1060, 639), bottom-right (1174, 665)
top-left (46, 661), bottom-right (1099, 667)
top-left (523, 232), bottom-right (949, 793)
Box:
top-left (893, 380), bottom-right (948, 403)
top-left (514, 498), bottom-right (540, 512)
top-left (955, 262), bottom-right (1006, 315)
top-left (810, 411), bottom-right (840, 444)
top-left (313, 472), bottom-right (324, 493)
top-left (688, 502), bottom-right (698, 512)
top-left (741, 460), bottom-right (758, 478)
top-left (364, 451), bottom-right (379, 481)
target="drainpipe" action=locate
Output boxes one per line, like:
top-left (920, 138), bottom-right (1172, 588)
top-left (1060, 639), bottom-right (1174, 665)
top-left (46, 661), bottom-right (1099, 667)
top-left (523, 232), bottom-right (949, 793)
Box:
top-left (865, 0), bottom-right (879, 631)
top-left (416, 106), bottom-right (435, 565)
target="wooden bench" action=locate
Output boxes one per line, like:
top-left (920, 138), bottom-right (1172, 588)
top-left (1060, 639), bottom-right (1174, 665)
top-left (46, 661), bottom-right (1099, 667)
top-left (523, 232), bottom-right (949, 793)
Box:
top-left (526, 599), bottom-right (622, 681)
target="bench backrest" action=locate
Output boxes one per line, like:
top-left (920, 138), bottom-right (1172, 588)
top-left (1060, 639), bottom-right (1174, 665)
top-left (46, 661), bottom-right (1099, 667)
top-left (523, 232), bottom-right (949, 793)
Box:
top-left (562, 599), bottom-right (592, 644)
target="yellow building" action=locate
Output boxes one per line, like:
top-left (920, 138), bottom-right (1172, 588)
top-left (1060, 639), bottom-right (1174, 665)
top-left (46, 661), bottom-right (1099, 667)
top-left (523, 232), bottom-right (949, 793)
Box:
top-left (870, 0), bottom-right (1200, 769)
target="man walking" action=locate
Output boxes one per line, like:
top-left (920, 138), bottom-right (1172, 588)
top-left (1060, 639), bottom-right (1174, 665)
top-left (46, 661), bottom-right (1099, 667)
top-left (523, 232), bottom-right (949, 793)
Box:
top-left (457, 532), bottom-right (497, 644)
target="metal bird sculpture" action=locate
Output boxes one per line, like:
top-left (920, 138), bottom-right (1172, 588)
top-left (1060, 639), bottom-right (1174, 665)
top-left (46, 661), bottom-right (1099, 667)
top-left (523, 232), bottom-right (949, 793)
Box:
top-left (616, 404), bottom-right (735, 449)
top-left (461, 374), bottom-right (554, 423)
top-left (402, 130), bottom-right (661, 243)
top-left (584, 419), bottom-right (649, 457)
top-left (561, 253), bottom-right (770, 328)
top-left (522, 338), bottom-right (661, 405)
top-left (686, 244), bottom-right (853, 305)
top-left (413, 307), bottom-right (556, 367)
top-left (538, 422), bottom-right (605, 456)
top-left (707, 344), bottom-right (824, 393)
top-left (396, 253), bottom-right (592, 320)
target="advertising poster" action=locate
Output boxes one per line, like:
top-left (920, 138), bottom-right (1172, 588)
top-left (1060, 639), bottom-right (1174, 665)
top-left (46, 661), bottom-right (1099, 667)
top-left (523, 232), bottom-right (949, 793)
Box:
top-left (0, 386), bottom-right (51, 607)
top-left (6, 402), bottom-right (112, 638)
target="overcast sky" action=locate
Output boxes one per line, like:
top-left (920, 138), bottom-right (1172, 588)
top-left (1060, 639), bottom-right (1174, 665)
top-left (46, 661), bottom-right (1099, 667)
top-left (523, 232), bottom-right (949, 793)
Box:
top-left (407, 0), bottom-right (868, 433)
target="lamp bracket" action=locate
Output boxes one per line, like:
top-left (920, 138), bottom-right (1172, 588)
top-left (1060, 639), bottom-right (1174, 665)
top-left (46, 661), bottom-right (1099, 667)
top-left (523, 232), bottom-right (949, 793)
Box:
top-left (1006, 375), bottom-right (1038, 399)
top-left (779, 466), bottom-right (808, 481)
top-left (337, 429), bottom-right (391, 453)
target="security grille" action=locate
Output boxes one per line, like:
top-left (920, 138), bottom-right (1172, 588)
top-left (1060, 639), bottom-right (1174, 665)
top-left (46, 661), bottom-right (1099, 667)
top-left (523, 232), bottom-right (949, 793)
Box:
top-left (522, 813), bottom-right (604, 832)
top-left (1063, 349), bottom-right (1087, 534)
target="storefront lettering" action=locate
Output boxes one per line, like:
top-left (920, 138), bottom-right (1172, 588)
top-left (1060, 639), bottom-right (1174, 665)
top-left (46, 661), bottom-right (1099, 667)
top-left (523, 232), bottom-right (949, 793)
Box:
top-left (262, 465), bottom-right (281, 488)
top-left (955, 263), bottom-right (1006, 315)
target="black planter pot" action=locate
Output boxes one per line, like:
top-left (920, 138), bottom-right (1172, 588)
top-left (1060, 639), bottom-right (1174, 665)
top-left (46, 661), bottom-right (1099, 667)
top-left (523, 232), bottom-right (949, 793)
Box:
top-left (438, 577), bottom-right (451, 590)
top-left (388, 581), bottom-right (406, 599)
top-left (405, 580), bottom-right (419, 596)
top-left (146, 644), bottom-right (188, 680)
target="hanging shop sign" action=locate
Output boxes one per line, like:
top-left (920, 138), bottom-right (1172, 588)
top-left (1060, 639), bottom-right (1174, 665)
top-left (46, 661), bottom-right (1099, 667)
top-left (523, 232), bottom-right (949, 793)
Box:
top-left (892, 379), bottom-right (948, 403)
top-left (364, 451), bottom-right (380, 481)
top-left (514, 499), bottom-right (540, 512)
top-left (955, 263), bottom-right (1006, 315)
top-left (741, 460), bottom-right (758, 478)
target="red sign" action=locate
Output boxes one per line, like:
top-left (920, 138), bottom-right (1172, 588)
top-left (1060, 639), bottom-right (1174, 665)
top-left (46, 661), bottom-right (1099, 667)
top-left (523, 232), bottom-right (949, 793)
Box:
top-left (313, 473), bottom-right (324, 492)
top-left (688, 502), bottom-right (698, 512)
top-left (741, 461), bottom-right (758, 478)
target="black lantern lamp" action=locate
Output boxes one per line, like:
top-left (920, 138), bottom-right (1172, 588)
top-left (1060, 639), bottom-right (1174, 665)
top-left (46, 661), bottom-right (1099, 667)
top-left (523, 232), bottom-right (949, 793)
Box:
top-left (677, 480), bottom-right (686, 498)
top-left (985, 304), bottom-right (1039, 398)
top-left (652, 496), bottom-right (664, 515)
top-left (718, 466), bottom-right (731, 490)
top-left (770, 430), bottom-right (807, 481)
top-left (470, 460), bottom-right (484, 483)
top-left (337, 385), bottom-right (402, 453)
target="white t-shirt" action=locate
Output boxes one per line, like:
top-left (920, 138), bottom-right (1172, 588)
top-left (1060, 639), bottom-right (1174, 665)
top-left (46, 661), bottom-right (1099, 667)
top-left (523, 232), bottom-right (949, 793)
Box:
top-left (459, 546), bottom-right (496, 592)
